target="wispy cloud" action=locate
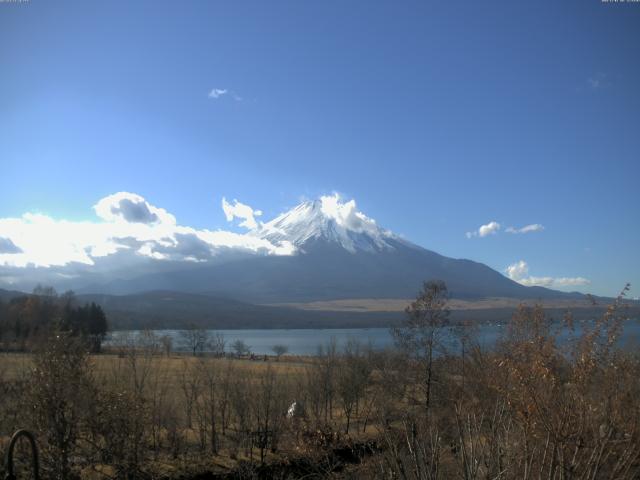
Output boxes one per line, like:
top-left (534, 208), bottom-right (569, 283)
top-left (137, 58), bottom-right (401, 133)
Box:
top-left (505, 224), bottom-right (544, 234)
top-left (208, 88), bottom-right (228, 99)
top-left (222, 198), bottom-right (262, 230)
top-left (208, 88), bottom-right (243, 101)
top-left (466, 221), bottom-right (500, 238)
top-left (468, 221), bottom-right (545, 238)
top-left (505, 260), bottom-right (590, 288)
top-left (551, 277), bottom-right (592, 287)
top-left (587, 72), bottom-right (609, 91)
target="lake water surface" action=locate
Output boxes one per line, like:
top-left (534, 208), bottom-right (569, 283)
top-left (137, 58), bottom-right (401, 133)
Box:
top-left (108, 318), bottom-right (640, 356)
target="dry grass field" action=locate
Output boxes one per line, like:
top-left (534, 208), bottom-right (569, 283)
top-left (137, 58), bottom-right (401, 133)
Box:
top-left (266, 296), bottom-right (614, 312)
top-left (1, 289), bottom-right (639, 479)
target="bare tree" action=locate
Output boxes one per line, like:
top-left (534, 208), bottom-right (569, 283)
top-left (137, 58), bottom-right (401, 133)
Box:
top-left (159, 334), bottom-right (173, 357)
top-left (336, 339), bottom-right (372, 433)
top-left (316, 338), bottom-right (339, 424)
top-left (217, 360), bottom-right (236, 436)
top-left (197, 358), bottom-right (221, 454)
top-left (137, 330), bottom-right (160, 355)
top-left (452, 318), bottom-right (479, 394)
top-left (180, 325), bottom-right (210, 356)
top-left (392, 280), bottom-right (450, 412)
top-left (232, 339), bottom-right (250, 357)
top-left (179, 359), bottom-right (201, 429)
top-left (229, 370), bottom-right (252, 457)
top-left (209, 332), bottom-right (226, 357)
top-left (271, 344), bottom-right (288, 360)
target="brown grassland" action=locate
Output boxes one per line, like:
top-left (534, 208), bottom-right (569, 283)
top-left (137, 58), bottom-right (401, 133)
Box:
top-left (0, 283), bottom-right (639, 479)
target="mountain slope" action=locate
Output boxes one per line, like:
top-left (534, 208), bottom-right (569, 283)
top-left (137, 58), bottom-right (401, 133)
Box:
top-left (86, 198), bottom-right (580, 303)
top-left (77, 290), bottom-right (622, 330)
top-left (76, 290), bottom-right (402, 329)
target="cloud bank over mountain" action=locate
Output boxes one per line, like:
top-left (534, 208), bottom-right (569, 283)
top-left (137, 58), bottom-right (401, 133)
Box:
top-left (0, 192), bottom-right (296, 288)
top-left (0, 192), bottom-right (591, 296)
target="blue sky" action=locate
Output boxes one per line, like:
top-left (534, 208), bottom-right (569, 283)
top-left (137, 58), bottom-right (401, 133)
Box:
top-left (1, 0), bottom-right (639, 297)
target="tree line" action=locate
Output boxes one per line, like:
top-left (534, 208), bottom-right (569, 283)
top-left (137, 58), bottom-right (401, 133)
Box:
top-left (0, 286), bottom-right (108, 352)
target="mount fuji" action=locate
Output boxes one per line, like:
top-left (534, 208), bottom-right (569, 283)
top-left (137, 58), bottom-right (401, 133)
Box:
top-left (85, 197), bottom-right (577, 304)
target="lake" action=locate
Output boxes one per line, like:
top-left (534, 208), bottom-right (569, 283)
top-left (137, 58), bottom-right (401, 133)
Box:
top-left (107, 318), bottom-right (640, 356)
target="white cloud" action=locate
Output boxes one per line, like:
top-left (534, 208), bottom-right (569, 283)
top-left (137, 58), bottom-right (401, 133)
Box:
top-left (319, 193), bottom-right (385, 251)
top-left (517, 276), bottom-right (553, 287)
top-left (0, 193), bottom-right (293, 276)
top-left (468, 221), bottom-right (544, 238)
top-left (505, 224), bottom-right (544, 234)
top-left (551, 277), bottom-right (591, 287)
top-left (466, 221), bottom-right (501, 238)
top-left (208, 88), bottom-right (243, 101)
top-left (222, 198), bottom-right (263, 230)
top-left (94, 192), bottom-right (176, 225)
top-left (0, 214), bottom-right (102, 268)
top-left (505, 260), bottom-right (590, 288)
top-left (208, 88), bottom-right (228, 99)
top-left (587, 72), bottom-right (608, 90)
top-left (319, 194), bottom-right (377, 233)
top-left (505, 260), bottom-right (529, 281)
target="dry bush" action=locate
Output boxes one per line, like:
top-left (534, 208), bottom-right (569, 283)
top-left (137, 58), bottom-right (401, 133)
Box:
top-left (28, 333), bottom-right (95, 480)
top-left (376, 284), bottom-right (640, 480)
top-left (89, 388), bottom-right (150, 479)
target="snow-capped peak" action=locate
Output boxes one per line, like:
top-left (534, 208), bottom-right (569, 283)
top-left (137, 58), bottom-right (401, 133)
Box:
top-left (255, 194), bottom-right (396, 253)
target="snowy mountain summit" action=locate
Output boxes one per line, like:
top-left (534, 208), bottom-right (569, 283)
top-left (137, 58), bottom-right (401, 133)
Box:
top-left (256, 195), bottom-right (397, 254)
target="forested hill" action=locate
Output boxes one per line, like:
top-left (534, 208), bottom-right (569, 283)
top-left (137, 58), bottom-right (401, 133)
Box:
top-left (3, 287), bottom-right (634, 331)
top-left (0, 288), bottom-right (108, 351)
